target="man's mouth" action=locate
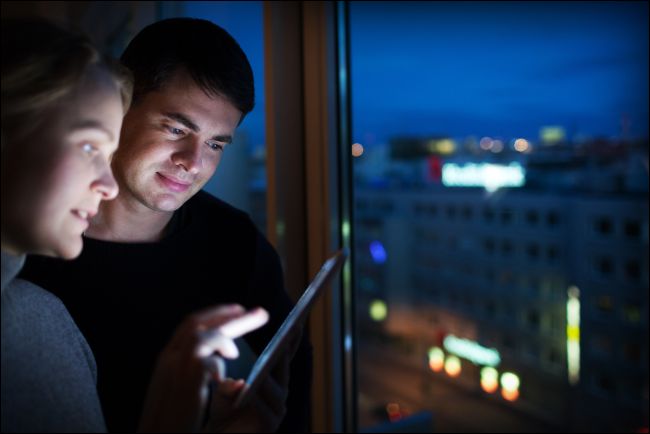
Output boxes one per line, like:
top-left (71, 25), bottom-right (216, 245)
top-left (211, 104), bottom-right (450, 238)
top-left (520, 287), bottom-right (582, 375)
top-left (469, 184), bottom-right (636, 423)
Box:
top-left (156, 172), bottom-right (192, 192)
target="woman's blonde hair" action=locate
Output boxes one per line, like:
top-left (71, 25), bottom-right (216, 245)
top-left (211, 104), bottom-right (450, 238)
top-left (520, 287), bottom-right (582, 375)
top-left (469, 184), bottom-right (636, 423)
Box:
top-left (1, 18), bottom-right (133, 143)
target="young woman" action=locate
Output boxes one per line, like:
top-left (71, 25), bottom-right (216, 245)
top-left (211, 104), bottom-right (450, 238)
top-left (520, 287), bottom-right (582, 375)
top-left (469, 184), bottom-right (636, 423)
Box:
top-left (1, 19), bottom-right (267, 433)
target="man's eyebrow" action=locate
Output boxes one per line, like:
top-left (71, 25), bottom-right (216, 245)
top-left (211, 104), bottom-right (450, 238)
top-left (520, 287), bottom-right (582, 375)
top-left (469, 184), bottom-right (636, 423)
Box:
top-left (212, 134), bottom-right (233, 145)
top-left (70, 120), bottom-right (114, 142)
top-left (163, 112), bottom-right (200, 133)
top-left (163, 112), bottom-right (233, 144)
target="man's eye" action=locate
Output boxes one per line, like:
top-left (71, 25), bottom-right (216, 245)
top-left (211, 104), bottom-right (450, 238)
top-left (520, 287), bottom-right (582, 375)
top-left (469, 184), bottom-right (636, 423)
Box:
top-left (207, 142), bottom-right (224, 151)
top-left (169, 127), bottom-right (185, 135)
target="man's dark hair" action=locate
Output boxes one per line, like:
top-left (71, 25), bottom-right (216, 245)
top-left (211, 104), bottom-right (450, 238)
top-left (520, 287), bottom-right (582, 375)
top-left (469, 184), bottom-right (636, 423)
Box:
top-left (121, 18), bottom-right (254, 117)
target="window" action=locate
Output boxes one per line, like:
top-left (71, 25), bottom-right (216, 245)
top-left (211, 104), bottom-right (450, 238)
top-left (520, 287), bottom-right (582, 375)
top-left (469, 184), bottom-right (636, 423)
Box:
top-left (623, 342), bottom-right (641, 364)
top-left (483, 237), bottom-right (496, 254)
top-left (624, 260), bottom-right (641, 282)
top-left (349, 2), bottom-right (648, 432)
top-left (526, 242), bottom-right (540, 260)
top-left (483, 207), bottom-right (495, 223)
top-left (595, 257), bottom-right (615, 278)
top-left (526, 210), bottom-right (540, 226)
top-left (181, 1), bottom-right (267, 234)
top-left (446, 204), bottom-right (457, 220)
top-left (501, 208), bottom-right (514, 225)
top-left (543, 347), bottom-right (563, 371)
top-left (501, 239), bottom-right (514, 256)
top-left (623, 220), bottom-right (641, 239)
top-left (526, 309), bottom-right (541, 330)
top-left (594, 216), bottom-right (614, 236)
top-left (546, 211), bottom-right (560, 228)
top-left (622, 302), bottom-right (642, 324)
top-left (596, 295), bottom-right (614, 312)
top-left (591, 334), bottom-right (614, 357)
top-left (593, 374), bottom-right (616, 396)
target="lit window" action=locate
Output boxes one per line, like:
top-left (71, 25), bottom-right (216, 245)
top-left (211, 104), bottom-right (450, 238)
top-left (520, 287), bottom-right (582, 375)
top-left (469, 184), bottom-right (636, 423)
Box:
top-left (622, 303), bottom-right (641, 324)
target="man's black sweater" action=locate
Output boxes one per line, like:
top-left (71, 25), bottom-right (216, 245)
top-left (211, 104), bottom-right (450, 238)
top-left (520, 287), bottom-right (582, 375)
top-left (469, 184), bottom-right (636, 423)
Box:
top-left (20, 190), bottom-right (312, 432)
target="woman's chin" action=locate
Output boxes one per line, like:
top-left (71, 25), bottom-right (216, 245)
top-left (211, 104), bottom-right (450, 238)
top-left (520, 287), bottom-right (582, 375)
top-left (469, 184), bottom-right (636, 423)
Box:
top-left (46, 237), bottom-right (84, 260)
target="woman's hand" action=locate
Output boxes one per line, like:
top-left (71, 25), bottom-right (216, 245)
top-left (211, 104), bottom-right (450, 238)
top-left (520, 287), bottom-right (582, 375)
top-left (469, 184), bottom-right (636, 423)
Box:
top-left (137, 304), bottom-right (269, 433)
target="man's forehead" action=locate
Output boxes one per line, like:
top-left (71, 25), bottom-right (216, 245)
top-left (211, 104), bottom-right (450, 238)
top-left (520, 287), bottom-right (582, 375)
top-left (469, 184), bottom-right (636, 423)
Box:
top-left (133, 67), bottom-right (241, 132)
top-left (149, 88), bottom-right (240, 128)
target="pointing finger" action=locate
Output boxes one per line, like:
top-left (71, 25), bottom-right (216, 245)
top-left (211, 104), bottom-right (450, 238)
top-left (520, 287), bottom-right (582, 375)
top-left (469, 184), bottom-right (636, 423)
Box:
top-left (218, 307), bottom-right (269, 338)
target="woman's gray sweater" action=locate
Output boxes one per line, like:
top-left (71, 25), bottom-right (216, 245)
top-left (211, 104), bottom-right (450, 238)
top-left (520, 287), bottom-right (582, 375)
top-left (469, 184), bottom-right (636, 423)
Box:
top-left (1, 250), bottom-right (106, 433)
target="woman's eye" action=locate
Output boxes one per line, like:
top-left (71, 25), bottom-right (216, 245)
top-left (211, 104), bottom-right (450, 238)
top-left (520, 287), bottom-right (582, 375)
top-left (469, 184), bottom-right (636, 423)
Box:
top-left (82, 143), bottom-right (97, 154)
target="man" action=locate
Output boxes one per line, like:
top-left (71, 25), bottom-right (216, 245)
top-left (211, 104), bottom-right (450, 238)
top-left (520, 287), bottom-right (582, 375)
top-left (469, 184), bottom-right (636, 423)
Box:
top-left (20, 18), bottom-right (312, 433)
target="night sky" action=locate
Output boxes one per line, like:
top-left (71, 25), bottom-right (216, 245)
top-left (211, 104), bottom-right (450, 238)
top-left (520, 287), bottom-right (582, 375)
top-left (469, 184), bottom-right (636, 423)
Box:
top-left (184, 1), bottom-right (648, 148)
top-left (350, 1), bottom-right (649, 146)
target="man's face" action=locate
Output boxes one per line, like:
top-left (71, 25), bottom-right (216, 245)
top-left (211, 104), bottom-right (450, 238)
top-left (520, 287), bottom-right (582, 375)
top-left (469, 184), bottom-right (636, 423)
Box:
top-left (112, 69), bottom-right (242, 212)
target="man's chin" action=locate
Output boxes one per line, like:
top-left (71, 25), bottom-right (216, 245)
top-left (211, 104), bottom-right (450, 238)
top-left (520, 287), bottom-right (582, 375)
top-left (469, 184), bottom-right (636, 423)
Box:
top-left (149, 194), bottom-right (187, 213)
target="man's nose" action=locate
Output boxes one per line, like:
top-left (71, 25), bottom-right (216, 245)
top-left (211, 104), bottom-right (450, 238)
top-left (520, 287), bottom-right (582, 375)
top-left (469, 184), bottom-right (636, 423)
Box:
top-left (172, 139), bottom-right (202, 174)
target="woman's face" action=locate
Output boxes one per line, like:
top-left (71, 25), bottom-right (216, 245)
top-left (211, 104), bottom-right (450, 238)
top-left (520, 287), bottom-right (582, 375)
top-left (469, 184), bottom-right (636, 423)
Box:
top-left (1, 67), bottom-right (124, 259)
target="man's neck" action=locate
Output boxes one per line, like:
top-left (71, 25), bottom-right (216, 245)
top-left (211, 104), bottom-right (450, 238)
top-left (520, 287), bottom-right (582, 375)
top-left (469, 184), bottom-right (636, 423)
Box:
top-left (85, 196), bottom-right (174, 243)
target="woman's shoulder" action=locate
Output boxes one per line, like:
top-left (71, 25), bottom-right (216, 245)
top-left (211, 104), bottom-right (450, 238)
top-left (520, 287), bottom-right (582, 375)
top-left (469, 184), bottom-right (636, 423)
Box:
top-left (4, 277), bottom-right (67, 311)
top-left (2, 278), bottom-right (96, 368)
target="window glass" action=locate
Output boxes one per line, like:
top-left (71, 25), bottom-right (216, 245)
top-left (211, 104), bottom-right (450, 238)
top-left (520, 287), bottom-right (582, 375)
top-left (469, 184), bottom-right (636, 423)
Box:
top-left (182, 1), bottom-right (267, 233)
top-left (350, 2), bottom-right (648, 432)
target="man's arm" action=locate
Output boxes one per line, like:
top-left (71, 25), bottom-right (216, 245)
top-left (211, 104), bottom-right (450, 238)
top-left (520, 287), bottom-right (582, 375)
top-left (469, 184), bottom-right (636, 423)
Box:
top-left (243, 229), bottom-right (313, 432)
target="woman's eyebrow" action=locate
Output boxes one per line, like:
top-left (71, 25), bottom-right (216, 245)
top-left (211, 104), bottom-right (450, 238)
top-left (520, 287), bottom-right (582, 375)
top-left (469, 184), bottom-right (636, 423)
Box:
top-left (70, 119), bottom-right (114, 141)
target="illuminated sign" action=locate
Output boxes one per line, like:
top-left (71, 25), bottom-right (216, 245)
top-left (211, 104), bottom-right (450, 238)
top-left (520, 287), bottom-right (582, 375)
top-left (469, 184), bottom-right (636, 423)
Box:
top-left (567, 285), bottom-right (581, 385)
top-left (427, 138), bottom-right (456, 155)
top-left (428, 346), bottom-right (445, 372)
top-left (369, 240), bottom-right (387, 264)
top-left (442, 162), bottom-right (525, 192)
top-left (369, 299), bottom-right (387, 322)
top-left (443, 335), bottom-right (501, 367)
top-left (480, 367), bottom-right (499, 393)
top-left (444, 355), bottom-right (462, 377)
top-left (540, 126), bottom-right (566, 144)
top-left (500, 372), bottom-right (520, 401)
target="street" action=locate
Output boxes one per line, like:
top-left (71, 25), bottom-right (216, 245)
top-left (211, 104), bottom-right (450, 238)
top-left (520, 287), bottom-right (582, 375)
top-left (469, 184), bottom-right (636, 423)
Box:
top-left (358, 338), bottom-right (560, 433)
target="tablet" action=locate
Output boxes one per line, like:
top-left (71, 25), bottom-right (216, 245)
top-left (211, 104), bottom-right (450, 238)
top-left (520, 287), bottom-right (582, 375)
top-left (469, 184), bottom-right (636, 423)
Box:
top-left (233, 248), bottom-right (348, 408)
